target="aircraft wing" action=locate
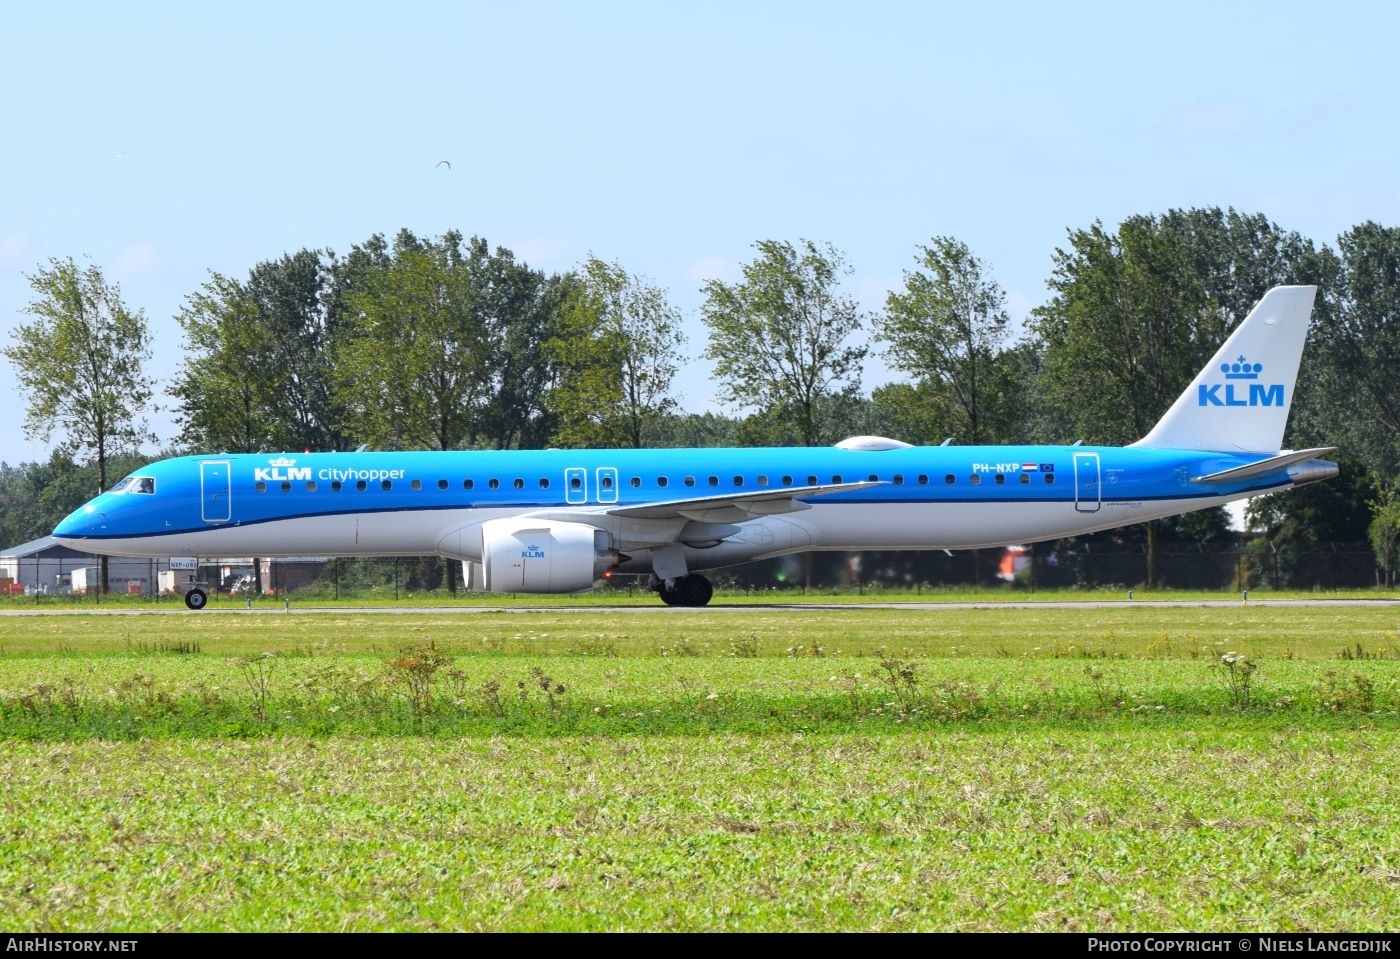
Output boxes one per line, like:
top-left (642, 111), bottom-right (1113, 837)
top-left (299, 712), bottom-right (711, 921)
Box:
top-left (1190, 447), bottom-right (1337, 484)
top-left (604, 481), bottom-right (882, 521)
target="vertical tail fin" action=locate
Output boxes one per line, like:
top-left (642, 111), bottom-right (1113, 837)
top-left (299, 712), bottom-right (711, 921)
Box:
top-left (1131, 285), bottom-right (1317, 453)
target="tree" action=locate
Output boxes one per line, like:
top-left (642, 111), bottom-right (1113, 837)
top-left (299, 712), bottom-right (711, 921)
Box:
top-left (546, 256), bottom-right (686, 448)
top-left (1031, 208), bottom-right (1328, 444)
top-left (1292, 222), bottom-right (1400, 476)
top-left (171, 250), bottom-right (347, 453)
top-left (5, 258), bottom-right (155, 492)
top-left (1246, 455), bottom-right (1379, 588)
top-left (702, 239), bottom-right (867, 447)
top-left (876, 237), bottom-right (1018, 444)
top-left (1368, 483), bottom-right (1400, 588)
top-left (335, 230), bottom-right (489, 450)
top-left (332, 230), bottom-right (571, 452)
top-left (4, 258), bottom-right (155, 592)
top-left (1029, 208), bottom-right (1329, 585)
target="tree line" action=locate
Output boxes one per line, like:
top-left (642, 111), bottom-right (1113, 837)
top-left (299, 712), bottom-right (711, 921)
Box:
top-left (4, 209), bottom-right (1399, 586)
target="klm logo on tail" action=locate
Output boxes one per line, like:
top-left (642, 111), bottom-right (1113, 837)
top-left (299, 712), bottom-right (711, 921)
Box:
top-left (1198, 356), bottom-right (1285, 408)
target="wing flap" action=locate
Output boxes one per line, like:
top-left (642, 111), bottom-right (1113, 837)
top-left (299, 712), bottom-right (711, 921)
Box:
top-left (605, 481), bottom-right (882, 520)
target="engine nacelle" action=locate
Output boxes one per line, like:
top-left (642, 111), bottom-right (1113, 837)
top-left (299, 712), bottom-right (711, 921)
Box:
top-left (480, 518), bottom-right (617, 593)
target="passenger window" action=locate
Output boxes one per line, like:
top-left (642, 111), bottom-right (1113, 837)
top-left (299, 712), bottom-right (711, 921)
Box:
top-left (733, 475), bottom-right (744, 487)
top-left (919, 474), bottom-right (929, 485)
top-left (411, 479), bottom-right (422, 491)
top-left (969, 474), bottom-right (981, 485)
top-left (381, 480), bottom-right (392, 491)
top-left (438, 479), bottom-right (448, 490)
top-left (685, 476), bottom-right (695, 487)
top-left (944, 474), bottom-right (954, 484)
top-left (539, 478), bottom-right (550, 489)
top-left (994, 474), bottom-right (1005, 485)
top-left (464, 479), bottom-right (475, 491)
top-left (807, 475), bottom-right (817, 486)
top-left (281, 481), bottom-right (292, 492)
top-left (602, 476), bottom-right (614, 489)
top-left (256, 481), bottom-right (267, 493)
top-left (331, 481), bottom-right (342, 492)
top-left (658, 476), bottom-right (669, 488)
top-left (782, 475), bottom-right (793, 486)
top-left (488, 479), bottom-right (500, 490)
top-left (708, 475), bottom-right (719, 487)
top-left (832, 475), bottom-right (842, 484)
top-left (306, 481), bottom-right (317, 492)
top-left (570, 476), bottom-right (581, 489)
top-left (1019, 473), bottom-right (1030, 484)
top-left (758, 475), bottom-right (768, 487)
top-left (1045, 473), bottom-right (1056, 485)
top-left (356, 480), bottom-right (367, 491)
top-left (630, 476), bottom-right (641, 488)
top-left (893, 474), bottom-right (904, 485)
top-left (513, 478), bottom-right (524, 489)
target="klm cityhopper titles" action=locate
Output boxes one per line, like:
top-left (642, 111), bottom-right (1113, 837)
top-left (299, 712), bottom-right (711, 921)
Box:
top-left (55, 286), bottom-right (1337, 608)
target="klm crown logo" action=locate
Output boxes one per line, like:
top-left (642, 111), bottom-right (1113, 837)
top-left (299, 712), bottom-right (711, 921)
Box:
top-left (1199, 356), bottom-right (1284, 408)
top-left (255, 455), bottom-right (311, 483)
top-left (1222, 356), bottom-right (1264, 380)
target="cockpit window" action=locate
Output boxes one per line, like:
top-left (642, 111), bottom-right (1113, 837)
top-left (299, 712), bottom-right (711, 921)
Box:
top-left (107, 476), bottom-right (155, 494)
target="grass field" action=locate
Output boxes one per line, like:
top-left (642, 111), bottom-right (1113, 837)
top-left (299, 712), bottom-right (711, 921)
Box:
top-left (2, 604), bottom-right (1398, 930)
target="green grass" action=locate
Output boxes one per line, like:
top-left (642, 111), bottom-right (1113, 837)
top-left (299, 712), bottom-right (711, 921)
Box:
top-left (2, 605), bottom-right (1399, 930)
top-left (4, 582), bottom-right (1397, 611)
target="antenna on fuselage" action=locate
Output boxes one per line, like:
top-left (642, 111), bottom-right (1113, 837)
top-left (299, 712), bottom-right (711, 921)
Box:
top-left (940, 438), bottom-right (953, 446)
top-left (354, 443), bottom-right (368, 453)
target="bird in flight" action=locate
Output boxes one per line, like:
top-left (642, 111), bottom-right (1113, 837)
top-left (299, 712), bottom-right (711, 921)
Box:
top-left (436, 160), bottom-right (452, 170)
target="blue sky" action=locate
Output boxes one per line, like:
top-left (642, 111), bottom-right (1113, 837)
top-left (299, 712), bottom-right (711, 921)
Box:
top-left (3, 0), bottom-right (1397, 465)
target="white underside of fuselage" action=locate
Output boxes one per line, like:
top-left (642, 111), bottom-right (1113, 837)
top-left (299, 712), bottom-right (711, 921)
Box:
top-left (73, 488), bottom-right (1269, 571)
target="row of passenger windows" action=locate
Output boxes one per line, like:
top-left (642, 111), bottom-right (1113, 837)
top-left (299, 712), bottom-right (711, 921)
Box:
top-left (253, 471), bottom-right (1057, 494)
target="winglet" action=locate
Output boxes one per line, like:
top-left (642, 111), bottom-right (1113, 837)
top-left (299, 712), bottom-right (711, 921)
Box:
top-left (1131, 286), bottom-right (1317, 453)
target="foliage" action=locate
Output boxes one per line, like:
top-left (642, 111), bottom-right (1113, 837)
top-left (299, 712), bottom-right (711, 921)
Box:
top-left (4, 258), bottom-right (154, 491)
top-left (1292, 221), bottom-right (1400, 476)
top-left (1246, 455), bottom-right (1381, 587)
top-left (171, 251), bottom-right (346, 452)
top-left (702, 239), bottom-right (867, 446)
top-left (1030, 208), bottom-right (1328, 445)
top-left (546, 256), bottom-right (685, 448)
top-left (334, 231), bottom-right (491, 450)
top-left (1368, 482), bottom-right (1400, 586)
top-left (876, 237), bottom-right (1020, 444)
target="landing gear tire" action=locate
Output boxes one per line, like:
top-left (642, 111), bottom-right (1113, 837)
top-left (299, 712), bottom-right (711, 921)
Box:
top-left (184, 588), bottom-right (208, 611)
top-left (674, 574), bottom-right (713, 608)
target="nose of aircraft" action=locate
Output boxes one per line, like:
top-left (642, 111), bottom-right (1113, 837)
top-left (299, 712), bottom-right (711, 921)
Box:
top-left (53, 505), bottom-right (108, 541)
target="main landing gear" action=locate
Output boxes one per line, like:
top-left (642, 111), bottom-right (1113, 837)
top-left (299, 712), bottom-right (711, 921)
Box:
top-left (655, 573), bottom-right (714, 607)
top-left (183, 587), bottom-right (208, 611)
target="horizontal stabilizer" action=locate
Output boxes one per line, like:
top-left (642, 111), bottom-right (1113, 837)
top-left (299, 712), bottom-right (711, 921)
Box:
top-left (1190, 448), bottom-right (1336, 484)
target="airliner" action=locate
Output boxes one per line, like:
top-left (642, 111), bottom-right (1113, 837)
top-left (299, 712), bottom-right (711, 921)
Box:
top-left (53, 286), bottom-right (1336, 609)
